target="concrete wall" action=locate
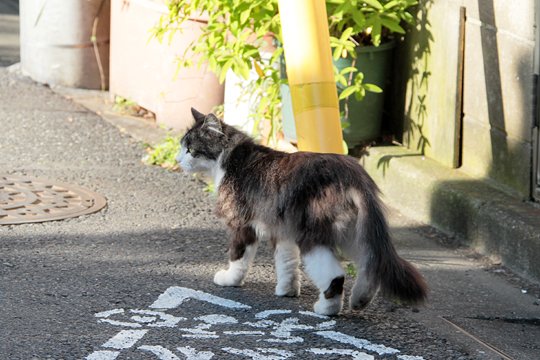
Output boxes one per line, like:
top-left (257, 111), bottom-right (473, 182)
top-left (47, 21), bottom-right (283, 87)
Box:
top-left (393, 0), bottom-right (537, 198)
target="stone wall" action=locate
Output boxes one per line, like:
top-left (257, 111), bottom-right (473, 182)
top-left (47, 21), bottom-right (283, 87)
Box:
top-left (392, 0), bottom-right (537, 198)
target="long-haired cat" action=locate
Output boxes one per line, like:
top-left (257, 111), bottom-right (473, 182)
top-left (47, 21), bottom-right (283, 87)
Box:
top-left (177, 108), bottom-right (427, 316)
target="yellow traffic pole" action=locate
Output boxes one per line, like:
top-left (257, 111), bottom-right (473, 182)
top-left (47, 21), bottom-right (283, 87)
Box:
top-left (278, 0), bottom-right (344, 154)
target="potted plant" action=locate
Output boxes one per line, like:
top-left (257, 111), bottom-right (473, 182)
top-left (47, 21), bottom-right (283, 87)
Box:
top-left (326, 0), bottom-right (419, 148)
top-left (153, 0), bottom-right (284, 146)
top-left (155, 0), bottom-right (417, 148)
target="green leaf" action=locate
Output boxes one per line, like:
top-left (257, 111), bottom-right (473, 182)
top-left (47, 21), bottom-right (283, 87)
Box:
top-left (340, 27), bottom-right (354, 41)
top-left (240, 8), bottom-right (251, 25)
top-left (364, 83), bottom-right (383, 93)
top-left (370, 17), bottom-right (382, 46)
top-left (362, 0), bottom-right (383, 10)
top-left (341, 66), bottom-right (358, 74)
top-left (383, 0), bottom-right (400, 10)
top-left (219, 58), bottom-right (234, 83)
top-left (401, 11), bottom-right (415, 24)
top-left (352, 9), bottom-right (366, 28)
top-left (380, 18), bottom-right (405, 34)
top-left (339, 86), bottom-right (358, 100)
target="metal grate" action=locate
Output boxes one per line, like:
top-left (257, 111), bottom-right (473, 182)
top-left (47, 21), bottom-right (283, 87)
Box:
top-left (0, 174), bottom-right (107, 225)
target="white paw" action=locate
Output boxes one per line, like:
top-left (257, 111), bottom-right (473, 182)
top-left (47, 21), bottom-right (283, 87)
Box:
top-left (313, 296), bottom-right (343, 316)
top-left (213, 269), bottom-right (243, 287)
top-left (275, 281), bottom-right (301, 297)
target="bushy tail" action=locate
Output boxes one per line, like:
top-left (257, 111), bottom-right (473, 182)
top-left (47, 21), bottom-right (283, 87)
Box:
top-left (363, 193), bottom-right (428, 305)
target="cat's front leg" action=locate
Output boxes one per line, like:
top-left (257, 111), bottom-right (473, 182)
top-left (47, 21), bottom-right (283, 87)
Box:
top-left (274, 241), bottom-right (301, 297)
top-left (214, 226), bottom-right (258, 287)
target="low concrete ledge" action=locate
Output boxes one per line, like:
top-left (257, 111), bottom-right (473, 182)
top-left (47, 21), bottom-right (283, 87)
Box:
top-left (361, 146), bottom-right (540, 283)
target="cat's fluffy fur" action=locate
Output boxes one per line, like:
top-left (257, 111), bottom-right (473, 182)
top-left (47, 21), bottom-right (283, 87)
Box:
top-left (177, 108), bottom-right (427, 315)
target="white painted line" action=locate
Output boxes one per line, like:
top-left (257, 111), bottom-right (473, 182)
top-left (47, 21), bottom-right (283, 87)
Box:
top-left (299, 310), bottom-right (330, 319)
top-left (95, 309), bottom-right (124, 318)
top-left (264, 336), bottom-right (304, 344)
top-left (98, 319), bottom-right (143, 328)
top-left (397, 355), bottom-right (425, 360)
top-left (85, 350), bottom-right (120, 360)
top-left (316, 331), bottom-right (400, 355)
top-left (309, 348), bottom-right (374, 360)
top-left (177, 346), bottom-right (215, 360)
top-left (222, 347), bottom-right (294, 359)
top-left (255, 309), bottom-right (292, 319)
top-left (139, 345), bottom-right (180, 360)
top-left (101, 329), bottom-right (148, 349)
top-left (150, 286), bottom-right (251, 310)
top-left (316, 320), bottom-right (337, 330)
top-left (182, 334), bottom-right (220, 339)
top-left (245, 319), bottom-right (277, 328)
top-left (130, 309), bottom-right (185, 327)
top-left (195, 314), bottom-right (238, 325)
top-left (223, 331), bottom-right (265, 336)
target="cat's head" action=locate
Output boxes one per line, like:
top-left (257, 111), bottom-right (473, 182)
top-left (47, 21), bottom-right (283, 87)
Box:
top-left (176, 108), bottom-right (245, 175)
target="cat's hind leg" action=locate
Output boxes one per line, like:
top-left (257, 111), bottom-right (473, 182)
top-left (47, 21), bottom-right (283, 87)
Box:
top-left (349, 260), bottom-right (379, 310)
top-left (214, 226), bottom-right (258, 287)
top-left (302, 246), bottom-right (345, 316)
top-left (274, 241), bottom-right (301, 297)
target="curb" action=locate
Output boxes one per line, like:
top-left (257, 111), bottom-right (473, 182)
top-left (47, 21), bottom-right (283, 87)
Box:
top-left (361, 146), bottom-right (540, 283)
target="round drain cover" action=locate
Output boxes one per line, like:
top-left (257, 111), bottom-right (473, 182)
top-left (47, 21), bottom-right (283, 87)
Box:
top-left (0, 174), bottom-right (107, 225)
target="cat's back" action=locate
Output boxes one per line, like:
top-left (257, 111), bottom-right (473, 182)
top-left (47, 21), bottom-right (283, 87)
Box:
top-left (282, 151), bottom-right (371, 187)
top-left (223, 142), bottom-right (373, 192)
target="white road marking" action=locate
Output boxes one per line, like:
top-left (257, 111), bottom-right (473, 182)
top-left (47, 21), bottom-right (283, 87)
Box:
top-left (101, 329), bottom-right (148, 350)
top-left (222, 347), bottom-right (294, 360)
top-left (316, 320), bottom-right (337, 330)
top-left (150, 286), bottom-right (251, 310)
top-left (97, 309), bottom-right (185, 328)
top-left (255, 309), bottom-right (292, 319)
top-left (195, 314), bottom-right (238, 325)
top-left (266, 317), bottom-right (313, 344)
top-left (98, 318), bottom-right (143, 328)
top-left (177, 346), bottom-right (215, 360)
top-left (180, 323), bottom-right (219, 339)
top-left (95, 309), bottom-right (124, 318)
top-left (85, 350), bottom-right (120, 360)
top-left (299, 310), bottom-right (329, 319)
top-left (316, 331), bottom-right (400, 355)
top-left (309, 348), bottom-right (374, 360)
top-left (86, 286), bottom-right (426, 359)
top-left (223, 330), bottom-right (265, 336)
top-left (139, 345), bottom-right (180, 360)
top-left (130, 309), bottom-right (185, 327)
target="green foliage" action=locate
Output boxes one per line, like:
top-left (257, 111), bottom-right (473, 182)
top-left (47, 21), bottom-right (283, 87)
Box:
top-left (113, 96), bottom-right (136, 113)
top-left (153, 0), bottom-right (283, 142)
top-left (152, 0), bottom-right (417, 139)
top-left (142, 135), bottom-right (181, 171)
top-left (346, 262), bottom-right (357, 278)
top-left (327, 0), bottom-right (418, 48)
top-left (328, 0), bottom-right (417, 102)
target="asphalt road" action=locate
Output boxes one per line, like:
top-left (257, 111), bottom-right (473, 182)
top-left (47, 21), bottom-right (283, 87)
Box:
top-left (0, 67), bottom-right (477, 360)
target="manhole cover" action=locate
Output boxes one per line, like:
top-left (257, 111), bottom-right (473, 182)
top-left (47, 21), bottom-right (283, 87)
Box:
top-left (0, 174), bottom-right (107, 225)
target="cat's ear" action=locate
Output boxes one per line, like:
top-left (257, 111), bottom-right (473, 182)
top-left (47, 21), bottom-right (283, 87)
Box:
top-left (205, 113), bottom-right (223, 133)
top-left (191, 107), bottom-right (206, 123)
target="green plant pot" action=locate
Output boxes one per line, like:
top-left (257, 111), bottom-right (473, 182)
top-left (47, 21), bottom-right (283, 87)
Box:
top-left (338, 40), bottom-right (395, 146)
top-left (281, 41), bottom-right (395, 147)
